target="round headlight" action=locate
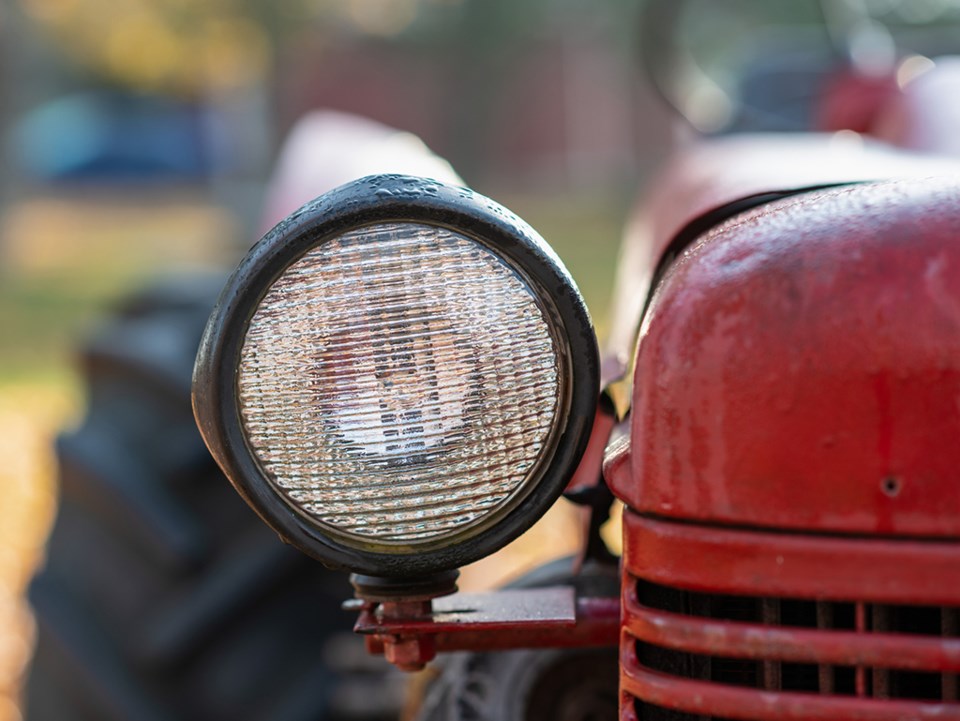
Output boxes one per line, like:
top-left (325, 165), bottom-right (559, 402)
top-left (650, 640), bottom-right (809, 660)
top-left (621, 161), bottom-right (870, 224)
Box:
top-left (193, 175), bottom-right (598, 576)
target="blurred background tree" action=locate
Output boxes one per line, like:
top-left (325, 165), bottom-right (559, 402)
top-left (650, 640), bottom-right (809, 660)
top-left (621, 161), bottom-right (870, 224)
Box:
top-left (4, 0), bottom-right (653, 193)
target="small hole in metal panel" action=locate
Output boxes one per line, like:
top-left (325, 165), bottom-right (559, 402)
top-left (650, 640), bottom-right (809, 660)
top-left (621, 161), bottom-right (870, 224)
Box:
top-left (881, 476), bottom-right (902, 498)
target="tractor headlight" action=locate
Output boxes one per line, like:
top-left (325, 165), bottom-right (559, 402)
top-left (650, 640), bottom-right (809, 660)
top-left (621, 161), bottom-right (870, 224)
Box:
top-left (193, 175), bottom-right (598, 576)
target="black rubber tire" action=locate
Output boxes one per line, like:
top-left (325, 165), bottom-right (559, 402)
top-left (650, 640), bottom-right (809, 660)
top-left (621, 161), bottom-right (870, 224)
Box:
top-left (24, 275), bottom-right (403, 721)
top-left (412, 559), bottom-right (620, 721)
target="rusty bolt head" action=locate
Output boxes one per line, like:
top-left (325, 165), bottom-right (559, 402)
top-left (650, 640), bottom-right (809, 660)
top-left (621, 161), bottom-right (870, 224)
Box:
top-left (383, 635), bottom-right (436, 672)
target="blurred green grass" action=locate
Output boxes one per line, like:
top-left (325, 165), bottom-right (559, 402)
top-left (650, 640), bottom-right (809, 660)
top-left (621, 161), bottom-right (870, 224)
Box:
top-left (0, 274), bottom-right (135, 386)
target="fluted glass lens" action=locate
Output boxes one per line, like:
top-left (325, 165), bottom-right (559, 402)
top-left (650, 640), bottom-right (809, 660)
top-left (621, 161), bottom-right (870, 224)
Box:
top-left (237, 222), bottom-right (561, 545)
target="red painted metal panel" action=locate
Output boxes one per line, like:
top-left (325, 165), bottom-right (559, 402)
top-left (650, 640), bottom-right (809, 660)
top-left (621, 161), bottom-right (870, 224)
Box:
top-left (357, 588), bottom-right (619, 666)
top-left (622, 512), bottom-right (960, 606)
top-left (423, 596), bottom-right (619, 653)
top-left (611, 176), bottom-right (960, 538)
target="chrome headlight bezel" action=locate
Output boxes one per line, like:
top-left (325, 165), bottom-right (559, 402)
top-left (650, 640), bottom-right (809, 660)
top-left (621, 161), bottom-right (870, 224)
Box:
top-left (193, 175), bottom-right (598, 576)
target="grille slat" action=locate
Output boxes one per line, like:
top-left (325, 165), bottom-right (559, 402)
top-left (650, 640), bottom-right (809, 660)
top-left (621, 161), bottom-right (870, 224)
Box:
top-left (625, 585), bottom-right (960, 673)
top-left (624, 578), bottom-right (960, 720)
top-left (623, 658), bottom-right (960, 721)
top-left (621, 511), bottom-right (960, 720)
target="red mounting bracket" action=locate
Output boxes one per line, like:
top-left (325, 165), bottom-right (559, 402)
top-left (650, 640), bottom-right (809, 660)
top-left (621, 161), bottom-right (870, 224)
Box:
top-left (349, 586), bottom-right (620, 671)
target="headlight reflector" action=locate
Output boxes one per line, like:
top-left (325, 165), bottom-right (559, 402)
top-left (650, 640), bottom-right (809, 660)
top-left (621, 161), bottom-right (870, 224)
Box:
top-left (193, 175), bottom-right (598, 576)
top-left (237, 222), bottom-right (563, 545)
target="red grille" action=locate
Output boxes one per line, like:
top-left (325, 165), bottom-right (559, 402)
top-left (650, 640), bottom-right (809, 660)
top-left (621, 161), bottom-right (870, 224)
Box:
top-left (620, 512), bottom-right (960, 720)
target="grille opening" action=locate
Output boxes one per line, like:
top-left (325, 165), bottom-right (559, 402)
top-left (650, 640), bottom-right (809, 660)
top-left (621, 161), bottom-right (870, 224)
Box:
top-left (636, 579), bottom-right (957, 636)
top-left (634, 639), bottom-right (757, 689)
top-left (780, 663), bottom-right (820, 693)
top-left (635, 639), bottom-right (950, 703)
top-left (634, 641), bottom-right (838, 696)
top-left (630, 697), bottom-right (708, 721)
top-left (893, 604), bottom-right (953, 636)
top-left (636, 580), bottom-right (861, 630)
top-left (631, 579), bottom-right (960, 704)
top-left (889, 671), bottom-right (943, 701)
top-left (833, 665), bottom-right (857, 696)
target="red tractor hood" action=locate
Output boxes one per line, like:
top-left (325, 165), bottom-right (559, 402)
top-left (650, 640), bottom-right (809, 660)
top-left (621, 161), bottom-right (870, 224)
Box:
top-left (605, 136), bottom-right (960, 539)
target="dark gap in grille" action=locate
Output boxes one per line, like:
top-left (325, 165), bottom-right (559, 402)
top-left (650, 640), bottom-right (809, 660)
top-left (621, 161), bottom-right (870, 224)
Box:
top-left (636, 580), bottom-right (956, 635)
top-left (631, 579), bottom-right (960, 705)
top-left (780, 663), bottom-right (820, 692)
top-left (892, 671), bottom-right (943, 701)
top-left (833, 665), bottom-right (857, 696)
top-left (631, 697), bottom-right (714, 721)
top-left (779, 599), bottom-right (816, 628)
top-left (897, 604), bottom-right (949, 636)
top-left (636, 580), bottom-right (856, 629)
top-left (634, 582), bottom-right (714, 686)
top-left (634, 638), bottom-right (948, 703)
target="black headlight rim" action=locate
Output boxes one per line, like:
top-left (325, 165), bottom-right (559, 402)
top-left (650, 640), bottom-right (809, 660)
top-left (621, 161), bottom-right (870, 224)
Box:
top-left (192, 174), bottom-right (599, 577)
